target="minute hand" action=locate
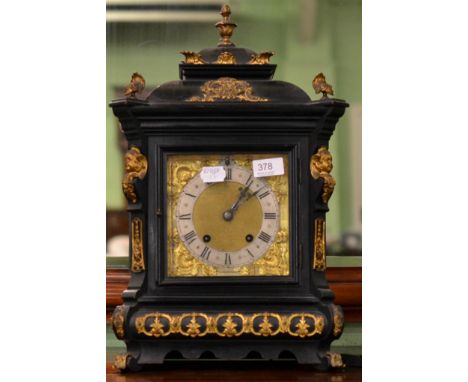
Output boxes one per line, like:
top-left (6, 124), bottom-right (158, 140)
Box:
top-left (246, 185), bottom-right (265, 200)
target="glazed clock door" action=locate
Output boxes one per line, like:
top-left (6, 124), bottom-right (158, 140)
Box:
top-left (165, 153), bottom-right (290, 278)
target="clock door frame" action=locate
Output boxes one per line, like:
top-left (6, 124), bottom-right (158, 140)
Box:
top-left (145, 134), bottom-right (314, 300)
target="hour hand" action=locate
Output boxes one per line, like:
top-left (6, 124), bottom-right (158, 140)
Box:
top-left (223, 180), bottom-right (253, 221)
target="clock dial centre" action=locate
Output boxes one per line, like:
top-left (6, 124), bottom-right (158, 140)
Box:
top-left (193, 181), bottom-right (263, 252)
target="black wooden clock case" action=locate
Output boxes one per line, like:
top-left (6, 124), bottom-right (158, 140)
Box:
top-left (110, 54), bottom-right (348, 370)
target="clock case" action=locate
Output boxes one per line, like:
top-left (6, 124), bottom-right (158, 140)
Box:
top-left (110, 39), bottom-right (348, 371)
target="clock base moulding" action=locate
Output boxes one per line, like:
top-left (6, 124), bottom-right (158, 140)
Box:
top-left (111, 306), bottom-right (345, 371)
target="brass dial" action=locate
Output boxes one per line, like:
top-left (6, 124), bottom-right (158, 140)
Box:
top-left (193, 181), bottom-right (263, 252)
top-left (176, 164), bottom-right (280, 269)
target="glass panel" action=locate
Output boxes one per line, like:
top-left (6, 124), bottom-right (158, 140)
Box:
top-left (166, 153), bottom-right (289, 276)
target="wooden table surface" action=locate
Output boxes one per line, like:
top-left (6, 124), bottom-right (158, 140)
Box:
top-left (106, 362), bottom-right (362, 382)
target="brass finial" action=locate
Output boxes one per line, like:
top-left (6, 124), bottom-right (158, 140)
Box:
top-left (312, 72), bottom-right (334, 99)
top-left (124, 72), bottom-right (145, 98)
top-left (249, 51), bottom-right (275, 65)
top-left (180, 51), bottom-right (206, 64)
top-left (215, 4), bottom-right (237, 47)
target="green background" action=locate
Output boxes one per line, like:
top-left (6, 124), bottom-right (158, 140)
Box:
top-left (107, 0), bottom-right (362, 240)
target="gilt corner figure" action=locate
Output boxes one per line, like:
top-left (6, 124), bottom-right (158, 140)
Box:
top-left (110, 4), bottom-right (348, 371)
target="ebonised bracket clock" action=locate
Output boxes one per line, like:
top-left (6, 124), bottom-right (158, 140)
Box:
top-left (110, 4), bottom-right (348, 371)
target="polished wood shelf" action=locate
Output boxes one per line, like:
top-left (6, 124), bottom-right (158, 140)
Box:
top-left (106, 267), bottom-right (362, 322)
top-left (106, 361), bottom-right (362, 382)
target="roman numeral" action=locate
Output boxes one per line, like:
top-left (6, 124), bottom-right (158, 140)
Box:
top-left (246, 249), bottom-right (254, 258)
top-left (264, 212), bottom-right (276, 220)
top-left (245, 174), bottom-right (253, 185)
top-left (183, 230), bottom-right (197, 244)
top-left (258, 190), bottom-right (270, 199)
top-left (178, 213), bottom-right (191, 220)
top-left (184, 192), bottom-right (196, 198)
top-left (224, 253), bottom-right (231, 265)
top-left (225, 168), bottom-right (232, 180)
top-left (258, 231), bottom-right (271, 243)
top-left (200, 247), bottom-right (211, 260)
